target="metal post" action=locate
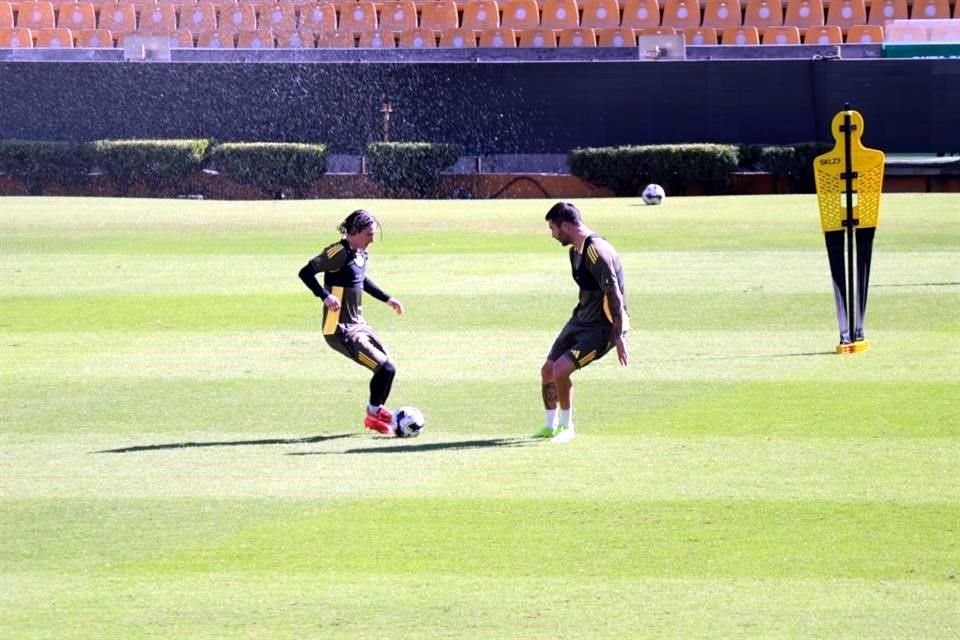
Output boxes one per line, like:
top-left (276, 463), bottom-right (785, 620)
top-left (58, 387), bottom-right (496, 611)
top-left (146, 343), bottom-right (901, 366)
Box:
top-left (841, 106), bottom-right (859, 343)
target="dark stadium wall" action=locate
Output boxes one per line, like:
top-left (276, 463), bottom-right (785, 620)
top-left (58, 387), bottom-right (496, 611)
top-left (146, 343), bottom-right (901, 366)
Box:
top-left (1, 59), bottom-right (958, 155)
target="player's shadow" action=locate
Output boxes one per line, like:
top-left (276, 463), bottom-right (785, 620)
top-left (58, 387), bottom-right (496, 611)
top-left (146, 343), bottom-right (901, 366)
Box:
top-left (288, 437), bottom-right (533, 456)
top-left (94, 433), bottom-right (359, 454)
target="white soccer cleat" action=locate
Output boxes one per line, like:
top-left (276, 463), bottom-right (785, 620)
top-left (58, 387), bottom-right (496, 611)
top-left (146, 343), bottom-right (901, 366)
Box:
top-left (551, 425), bottom-right (576, 443)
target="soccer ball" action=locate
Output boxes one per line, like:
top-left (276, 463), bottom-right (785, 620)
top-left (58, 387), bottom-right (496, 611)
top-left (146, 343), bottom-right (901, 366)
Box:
top-left (641, 183), bottom-right (666, 205)
top-left (392, 406), bottom-right (425, 438)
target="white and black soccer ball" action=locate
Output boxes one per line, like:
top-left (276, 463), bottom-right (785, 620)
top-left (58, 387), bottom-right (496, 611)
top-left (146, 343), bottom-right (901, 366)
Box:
top-left (392, 406), bottom-right (425, 438)
top-left (641, 183), bottom-right (666, 205)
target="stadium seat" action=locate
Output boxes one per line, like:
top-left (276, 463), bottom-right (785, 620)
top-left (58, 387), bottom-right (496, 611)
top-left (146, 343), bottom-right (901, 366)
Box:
top-left (275, 30), bottom-right (315, 46)
top-left (620, 0), bottom-right (662, 28)
top-left (557, 26), bottom-right (597, 45)
top-left (437, 26), bottom-right (477, 46)
top-left (701, 0), bottom-right (741, 28)
top-left (501, 0), bottom-right (540, 29)
top-left (596, 25), bottom-right (636, 44)
top-left (782, 0), bottom-right (823, 27)
top-left (910, 0), bottom-right (950, 19)
top-left (884, 20), bottom-right (926, 41)
top-left (179, 3), bottom-right (216, 33)
top-left (0, 2), bottom-right (12, 28)
top-left (338, 0), bottom-right (377, 32)
top-left (580, 0), bottom-right (620, 27)
top-left (96, 3), bottom-right (136, 33)
top-left (804, 23), bottom-right (841, 42)
top-left (637, 24), bottom-right (676, 33)
top-left (357, 27), bottom-right (394, 45)
top-left (299, 2), bottom-right (338, 33)
top-left (397, 26), bottom-right (437, 46)
top-left (17, 1), bottom-right (55, 30)
top-left (518, 26), bottom-right (556, 44)
top-left (867, 0), bottom-right (907, 25)
top-left (478, 25), bottom-right (517, 44)
top-left (74, 27), bottom-right (113, 46)
top-left (256, 4), bottom-right (297, 32)
top-left (137, 4), bottom-right (178, 34)
top-left (0, 25), bottom-right (33, 45)
top-left (196, 30), bottom-right (234, 46)
top-left (461, 0), bottom-right (500, 29)
top-left (57, 2), bottom-right (96, 30)
top-left (33, 26), bottom-right (72, 46)
top-left (377, 0), bottom-right (417, 32)
top-left (845, 23), bottom-right (881, 42)
top-left (721, 23), bottom-right (759, 41)
top-left (170, 30), bottom-right (196, 47)
top-left (661, 0), bottom-right (701, 27)
top-left (218, 4), bottom-right (258, 32)
top-left (683, 24), bottom-right (717, 41)
top-left (418, 0), bottom-right (458, 31)
top-left (824, 0), bottom-right (865, 35)
top-left (540, 0), bottom-right (580, 28)
top-left (236, 28), bottom-right (275, 46)
top-left (928, 20), bottom-right (960, 41)
top-left (762, 23), bottom-right (799, 41)
top-left (316, 28), bottom-right (357, 45)
top-left (743, 0), bottom-right (782, 27)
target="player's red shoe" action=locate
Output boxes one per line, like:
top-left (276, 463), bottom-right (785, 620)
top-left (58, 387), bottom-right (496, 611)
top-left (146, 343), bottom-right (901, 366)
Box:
top-left (364, 408), bottom-right (394, 435)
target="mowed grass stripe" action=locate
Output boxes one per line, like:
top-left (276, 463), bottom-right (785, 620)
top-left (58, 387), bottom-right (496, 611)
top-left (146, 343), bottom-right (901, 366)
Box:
top-left (3, 379), bottom-right (959, 439)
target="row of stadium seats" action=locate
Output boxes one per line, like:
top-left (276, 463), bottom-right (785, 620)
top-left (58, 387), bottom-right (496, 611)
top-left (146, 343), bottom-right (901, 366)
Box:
top-left (3, 0), bottom-right (958, 37)
top-left (7, 21), bottom-right (957, 46)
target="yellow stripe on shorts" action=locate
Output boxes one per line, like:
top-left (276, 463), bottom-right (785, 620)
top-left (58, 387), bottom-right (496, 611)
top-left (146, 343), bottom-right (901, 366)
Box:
top-left (357, 353), bottom-right (379, 370)
top-left (322, 286), bottom-right (343, 336)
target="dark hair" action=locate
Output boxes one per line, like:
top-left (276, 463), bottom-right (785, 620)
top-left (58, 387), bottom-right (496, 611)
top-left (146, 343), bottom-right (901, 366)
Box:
top-left (338, 209), bottom-right (379, 236)
top-left (545, 201), bottom-right (581, 225)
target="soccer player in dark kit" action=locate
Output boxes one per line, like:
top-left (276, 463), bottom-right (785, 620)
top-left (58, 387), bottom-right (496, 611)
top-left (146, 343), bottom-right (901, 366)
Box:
top-left (298, 209), bottom-right (405, 436)
top-left (534, 201), bottom-right (629, 443)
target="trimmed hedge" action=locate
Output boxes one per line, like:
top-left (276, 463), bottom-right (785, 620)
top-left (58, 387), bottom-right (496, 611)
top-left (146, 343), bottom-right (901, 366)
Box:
top-left (92, 139), bottom-right (211, 195)
top-left (208, 142), bottom-right (328, 199)
top-left (366, 142), bottom-right (463, 198)
top-left (0, 140), bottom-right (93, 195)
top-left (738, 142), bottom-right (833, 193)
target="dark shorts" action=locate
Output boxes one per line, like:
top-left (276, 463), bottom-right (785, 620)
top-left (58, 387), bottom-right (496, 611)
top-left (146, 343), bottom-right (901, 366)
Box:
top-left (325, 323), bottom-right (390, 371)
top-left (547, 318), bottom-right (614, 369)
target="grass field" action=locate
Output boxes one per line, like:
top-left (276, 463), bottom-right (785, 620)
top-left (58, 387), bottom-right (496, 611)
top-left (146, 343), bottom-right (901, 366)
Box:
top-left (1, 194), bottom-right (958, 638)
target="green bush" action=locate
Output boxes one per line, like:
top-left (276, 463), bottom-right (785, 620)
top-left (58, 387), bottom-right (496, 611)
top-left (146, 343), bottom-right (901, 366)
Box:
top-left (569, 144), bottom-right (740, 197)
top-left (739, 142), bottom-right (833, 193)
top-left (208, 142), bottom-right (328, 198)
top-left (92, 139), bottom-right (211, 195)
top-left (0, 140), bottom-right (93, 195)
top-left (365, 142), bottom-right (463, 198)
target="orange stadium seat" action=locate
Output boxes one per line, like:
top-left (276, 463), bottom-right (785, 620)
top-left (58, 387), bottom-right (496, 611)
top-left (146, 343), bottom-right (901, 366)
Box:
top-left (170, 30), bottom-right (196, 47)
top-left (378, 0), bottom-right (417, 31)
top-left (884, 20), bottom-right (926, 41)
top-left (804, 23), bottom-right (840, 42)
top-left (33, 26), bottom-right (73, 45)
top-left (137, 4), bottom-right (177, 33)
top-left (397, 26), bottom-right (437, 45)
top-left (762, 23), bottom-right (799, 41)
top-left (478, 25), bottom-right (517, 44)
top-left (824, 0), bottom-right (865, 34)
top-left (518, 26), bottom-right (557, 43)
top-left (257, 3), bottom-right (297, 31)
top-left (461, 0), bottom-right (500, 29)
top-left (910, 0), bottom-right (950, 19)
top-left (783, 0), bottom-right (823, 27)
top-left (74, 26), bottom-right (113, 45)
top-left (661, 0), bottom-right (701, 27)
top-left (596, 25), bottom-right (636, 44)
top-left (0, 25), bottom-right (32, 45)
top-left (437, 25), bottom-right (476, 46)
top-left (196, 30), bottom-right (234, 46)
top-left (743, 0), bottom-right (782, 27)
top-left (419, 0), bottom-right (458, 30)
top-left (557, 26), bottom-right (597, 44)
top-left (501, 0), bottom-right (540, 28)
top-left (929, 20), bottom-right (960, 41)
top-left (17, 1), bottom-right (56, 29)
top-left (357, 27), bottom-right (394, 44)
top-left (299, 2), bottom-right (338, 32)
top-left (701, 0), bottom-right (740, 28)
top-left (620, 0), bottom-right (662, 27)
top-left (867, 0), bottom-right (907, 24)
top-left (96, 3), bottom-right (136, 33)
top-left (338, 0), bottom-right (377, 32)
top-left (180, 3), bottom-right (217, 33)
top-left (316, 28), bottom-right (356, 45)
top-left (580, 0), bottom-right (620, 27)
top-left (845, 23), bottom-right (881, 42)
top-left (57, 2), bottom-right (96, 30)
top-left (540, 0), bottom-right (579, 27)
top-left (0, 2), bottom-right (12, 28)
top-left (636, 24), bottom-right (675, 33)
top-left (236, 29), bottom-right (275, 46)
top-left (275, 30), bottom-right (315, 46)
top-left (218, 3), bottom-right (258, 32)
top-left (721, 23), bottom-right (758, 41)
top-left (683, 24), bottom-right (716, 41)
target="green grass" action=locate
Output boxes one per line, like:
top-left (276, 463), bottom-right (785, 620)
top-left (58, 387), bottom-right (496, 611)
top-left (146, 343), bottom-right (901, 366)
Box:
top-left (2, 194), bottom-right (959, 638)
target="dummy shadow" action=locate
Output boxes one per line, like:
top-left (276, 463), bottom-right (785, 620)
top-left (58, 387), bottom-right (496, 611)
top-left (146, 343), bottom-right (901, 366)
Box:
top-left (288, 436), bottom-right (533, 456)
top-left (95, 433), bottom-right (359, 454)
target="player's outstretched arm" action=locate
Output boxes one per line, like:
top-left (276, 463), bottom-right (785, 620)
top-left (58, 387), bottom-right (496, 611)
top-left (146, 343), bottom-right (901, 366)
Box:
top-left (604, 284), bottom-right (628, 366)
